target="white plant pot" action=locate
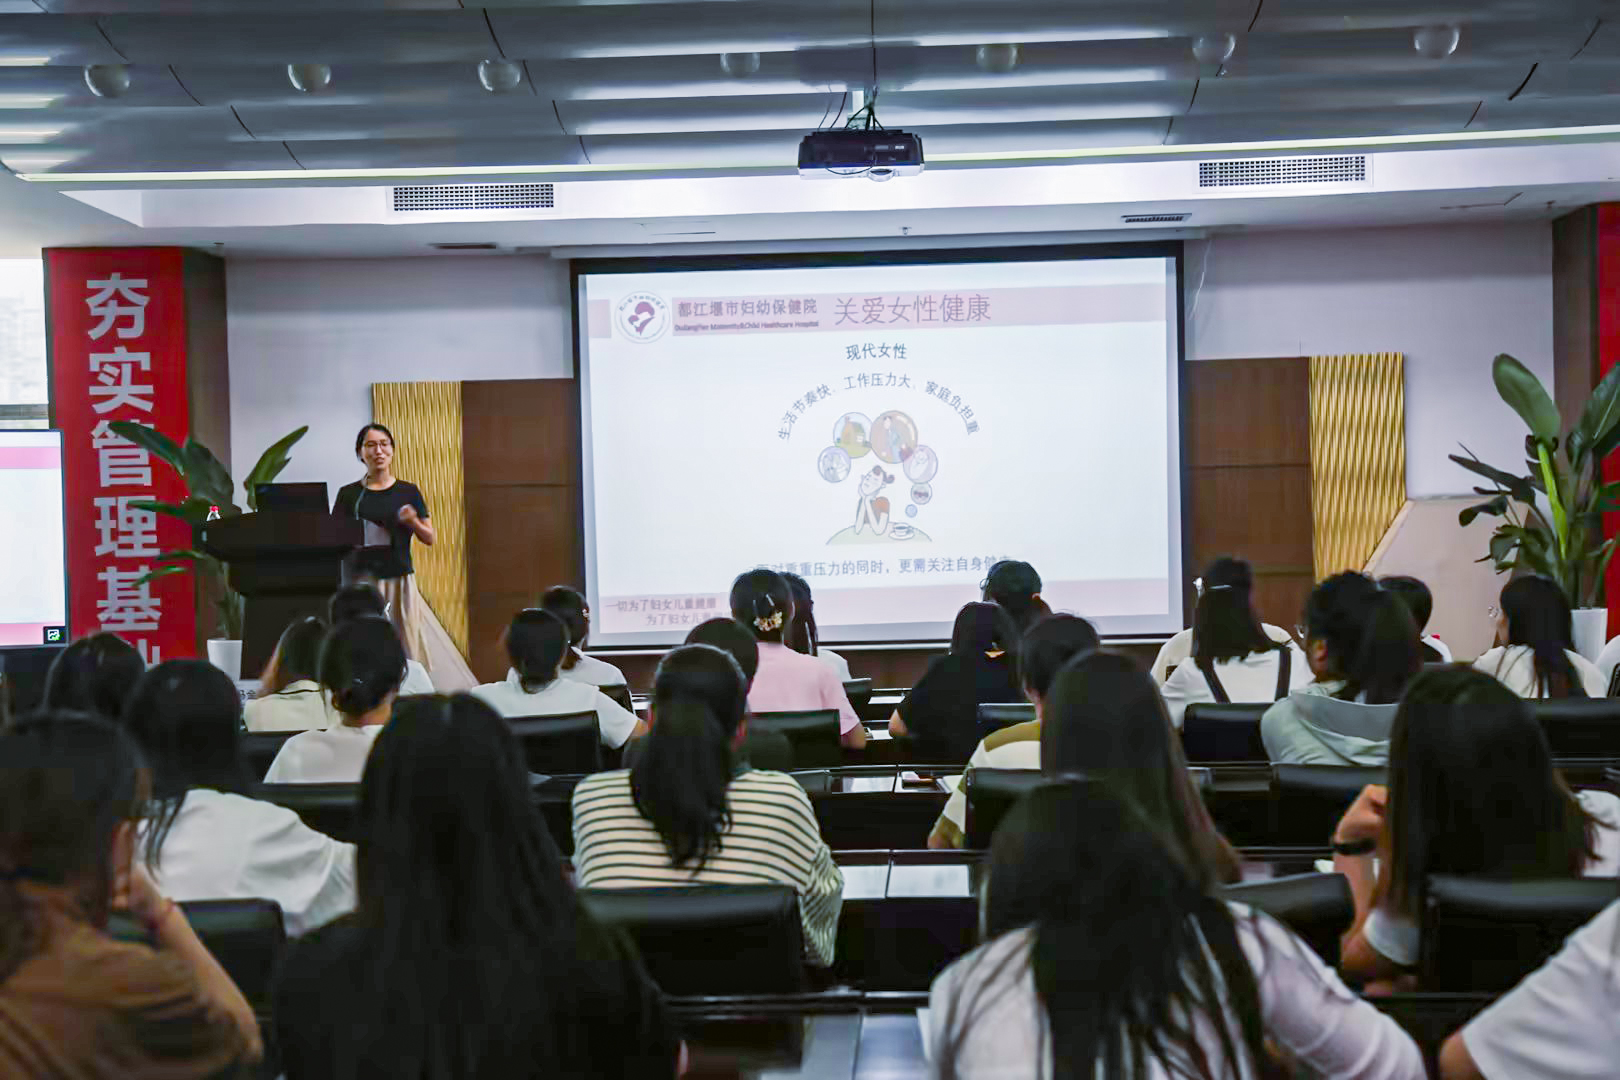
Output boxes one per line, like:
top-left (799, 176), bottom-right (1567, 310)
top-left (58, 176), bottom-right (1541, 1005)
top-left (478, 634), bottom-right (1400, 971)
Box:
top-left (1571, 607), bottom-right (1609, 664)
top-left (206, 638), bottom-right (243, 682)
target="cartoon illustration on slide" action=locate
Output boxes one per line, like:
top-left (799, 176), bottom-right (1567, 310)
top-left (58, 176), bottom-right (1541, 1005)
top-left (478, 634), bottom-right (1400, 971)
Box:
top-left (820, 409), bottom-right (935, 545)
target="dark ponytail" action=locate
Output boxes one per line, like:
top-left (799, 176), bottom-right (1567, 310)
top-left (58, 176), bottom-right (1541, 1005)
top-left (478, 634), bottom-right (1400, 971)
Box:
top-left (1500, 576), bottom-right (1586, 699)
top-left (321, 616), bottom-right (407, 718)
top-left (1303, 572), bottom-right (1420, 704)
top-left (729, 569), bottom-right (793, 644)
top-left (629, 645), bottom-right (747, 869)
top-left (505, 608), bottom-right (569, 693)
top-left (782, 572), bottom-right (820, 656)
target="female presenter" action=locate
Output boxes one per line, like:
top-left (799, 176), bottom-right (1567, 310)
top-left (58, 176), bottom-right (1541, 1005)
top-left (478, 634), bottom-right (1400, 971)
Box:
top-left (334, 423), bottom-right (435, 662)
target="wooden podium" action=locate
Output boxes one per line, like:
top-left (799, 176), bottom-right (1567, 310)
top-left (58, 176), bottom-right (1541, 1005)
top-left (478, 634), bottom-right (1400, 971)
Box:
top-left (200, 513), bottom-right (364, 679)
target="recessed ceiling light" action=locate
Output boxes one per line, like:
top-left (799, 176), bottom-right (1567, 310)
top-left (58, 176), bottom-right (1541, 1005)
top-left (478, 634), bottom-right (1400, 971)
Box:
top-left (0, 56), bottom-right (54, 68)
top-left (0, 129), bottom-right (62, 143)
top-left (0, 95), bottom-right (61, 108)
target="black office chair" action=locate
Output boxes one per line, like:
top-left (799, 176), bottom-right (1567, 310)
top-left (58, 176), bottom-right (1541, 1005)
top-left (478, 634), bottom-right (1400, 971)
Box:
top-left (1220, 873), bottom-right (1353, 967)
top-left (509, 711), bottom-right (602, 775)
top-left (1181, 703), bottom-right (1269, 762)
top-left (602, 684), bottom-right (634, 713)
top-left (976, 702), bottom-right (1036, 740)
top-left (241, 730), bottom-right (302, 781)
top-left (1420, 875), bottom-right (1615, 992)
top-left (1269, 764), bottom-right (1386, 846)
top-left (842, 678), bottom-right (874, 719)
top-left (110, 898), bottom-right (286, 1014)
top-left (1534, 698), bottom-right (1620, 757)
top-left (751, 709), bottom-right (841, 769)
top-left (0, 644), bottom-right (63, 721)
top-left (257, 783), bottom-right (362, 843)
top-left (739, 730), bottom-right (796, 772)
top-left (579, 884), bottom-right (806, 996)
top-left (962, 767), bottom-right (1046, 849)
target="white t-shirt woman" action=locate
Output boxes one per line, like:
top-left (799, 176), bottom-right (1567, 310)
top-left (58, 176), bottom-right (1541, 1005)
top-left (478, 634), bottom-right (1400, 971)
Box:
top-left (472, 671), bottom-right (639, 748)
top-left (264, 723), bottom-right (384, 785)
top-left (244, 680), bottom-right (337, 733)
top-left (1161, 643), bottom-right (1311, 730)
top-left (559, 650), bottom-right (627, 689)
top-left (1152, 624), bottom-right (1294, 684)
top-left (1472, 645), bottom-right (1608, 699)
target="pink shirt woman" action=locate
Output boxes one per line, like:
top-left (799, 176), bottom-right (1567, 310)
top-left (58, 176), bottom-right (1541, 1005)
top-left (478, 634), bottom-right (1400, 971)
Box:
top-left (731, 570), bottom-right (866, 749)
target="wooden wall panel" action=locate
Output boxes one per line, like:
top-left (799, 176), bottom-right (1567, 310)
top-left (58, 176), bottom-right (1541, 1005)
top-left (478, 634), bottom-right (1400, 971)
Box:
top-left (1553, 206), bottom-right (1598, 434)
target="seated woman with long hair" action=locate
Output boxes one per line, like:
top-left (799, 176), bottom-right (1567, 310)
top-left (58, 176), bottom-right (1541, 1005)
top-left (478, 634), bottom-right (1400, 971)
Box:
top-left (1152, 556), bottom-right (1296, 682)
top-left (41, 631), bottom-right (144, 719)
top-left (125, 660), bottom-right (356, 937)
top-left (0, 713), bottom-right (260, 1075)
top-left (265, 617), bottom-right (404, 784)
top-left (274, 694), bottom-right (677, 1078)
top-left (889, 602), bottom-right (1022, 760)
top-left (245, 616), bottom-right (338, 732)
top-left (731, 569), bottom-right (864, 749)
top-left (1336, 666), bottom-right (1619, 985)
top-left (1473, 576), bottom-right (1606, 698)
top-left (782, 571), bottom-right (852, 683)
top-left (928, 782), bottom-right (1424, 1078)
top-left (539, 585), bottom-right (628, 689)
top-left (572, 644), bottom-right (844, 967)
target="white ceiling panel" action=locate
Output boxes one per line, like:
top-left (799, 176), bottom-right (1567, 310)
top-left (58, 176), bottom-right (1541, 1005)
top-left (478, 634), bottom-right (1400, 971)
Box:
top-left (284, 136), bottom-right (586, 169)
top-left (99, 12), bottom-right (498, 64)
top-left (235, 100), bottom-right (565, 141)
top-left (489, 3), bottom-right (872, 59)
top-left (1168, 103), bottom-right (1480, 143)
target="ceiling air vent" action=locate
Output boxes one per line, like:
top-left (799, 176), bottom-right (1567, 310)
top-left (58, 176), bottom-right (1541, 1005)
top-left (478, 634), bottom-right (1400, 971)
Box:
top-left (1121, 212), bottom-right (1190, 224)
top-left (392, 182), bottom-right (556, 212)
top-left (1198, 155), bottom-right (1367, 188)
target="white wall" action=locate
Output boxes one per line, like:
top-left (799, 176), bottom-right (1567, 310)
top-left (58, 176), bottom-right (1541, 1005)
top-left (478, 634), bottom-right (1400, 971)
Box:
top-left (1186, 221), bottom-right (1553, 497)
top-left (226, 255), bottom-right (572, 497)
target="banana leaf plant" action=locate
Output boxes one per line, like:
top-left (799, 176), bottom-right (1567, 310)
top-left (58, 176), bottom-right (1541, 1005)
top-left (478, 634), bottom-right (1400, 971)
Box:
top-left (1451, 354), bottom-right (1620, 609)
top-left (106, 422), bottom-right (308, 639)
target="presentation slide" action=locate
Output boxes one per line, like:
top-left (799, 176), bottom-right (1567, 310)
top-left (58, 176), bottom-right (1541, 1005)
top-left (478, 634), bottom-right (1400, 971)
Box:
top-left (577, 249), bottom-right (1183, 646)
top-left (0, 430), bottom-right (68, 647)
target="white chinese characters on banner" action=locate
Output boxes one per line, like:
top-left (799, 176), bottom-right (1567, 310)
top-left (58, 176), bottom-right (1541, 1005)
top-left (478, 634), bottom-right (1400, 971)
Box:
top-left (85, 273), bottom-right (149, 340)
top-left (88, 347), bottom-right (153, 413)
top-left (91, 420), bottom-right (152, 487)
top-left (93, 496), bottom-right (159, 558)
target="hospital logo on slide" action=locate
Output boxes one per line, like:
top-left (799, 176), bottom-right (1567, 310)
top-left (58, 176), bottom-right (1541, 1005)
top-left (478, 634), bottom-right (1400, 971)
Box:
top-left (615, 292), bottom-right (671, 343)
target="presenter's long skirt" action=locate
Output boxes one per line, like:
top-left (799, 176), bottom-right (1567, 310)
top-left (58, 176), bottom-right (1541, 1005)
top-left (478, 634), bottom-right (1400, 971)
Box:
top-left (377, 573), bottom-right (426, 667)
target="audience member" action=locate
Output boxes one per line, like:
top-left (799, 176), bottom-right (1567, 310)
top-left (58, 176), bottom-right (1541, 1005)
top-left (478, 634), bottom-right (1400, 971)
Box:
top-left (927, 782), bottom-right (1424, 1079)
top-left (0, 713), bottom-right (261, 1074)
top-left (782, 571), bottom-right (853, 683)
top-left (1261, 572), bottom-right (1421, 766)
top-left (265, 617), bottom-right (403, 784)
top-left (328, 584), bottom-right (434, 695)
top-left (684, 617), bottom-right (790, 771)
top-left (125, 660), bottom-right (356, 937)
top-left (731, 569), bottom-right (864, 749)
top-left (980, 559), bottom-right (1046, 636)
top-left (245, 616), bottom-right (338, 733)
top-left (927, 614), bottom-right (1098, 848)
top-left (274, 694), bottom-right (678, 1079)
top-left (1335, 667), bottom-right (1620, 985)
top-left (1473, 575), bottom-right (1605, 698)
top-left (472, 609), bottom-right (643, 749)
top-left (573, 644), bottom-right (844, 966)
top-left (1152, 556), bottom-right (1294, 682)
top-left (1380, 574), bottom-right (1452, 662)
top-left (540, 585), bottom-right (628, 689)
top-left (889, 602), bottom-right (1021, 760)
top-left (1161, 563), bottom-right (1310, 729)
top-left (41, 631), bottom-right (144, 720)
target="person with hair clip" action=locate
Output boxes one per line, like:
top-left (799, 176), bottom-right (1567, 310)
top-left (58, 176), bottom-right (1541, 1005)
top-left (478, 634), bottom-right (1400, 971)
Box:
top-left (1473, 576), bottom-right (1606, 698)
top-left (781, 572), bottom-right (853, 683)
top-left (980, 559), bottom-right (1048, 637)
top-left (126, 660), bottom-right (356, 937)
top-left (0, 713), bottom-right (262, 1075)
top-left (265, 617), bottom-right (405, 784)
top-left (730, 569), bottom-right (865, 749)
top-left (573, 644), bottom-right (844, 967)
top-left (928, 781), bottom-right (1424, 1079)
top-left (1261, 572), bottom-right (1423, 766)
top-left (333, 423), bottom-right (434, 667)
top-left (1151, 556), bottom-right (1295, 683)
top-left (41, 631), bottom-right (144, 719)
top-left (274, 694), bottom-right (680, 1079)
top-left (889, 602), bottom-right (1022, 760)
top-left (928, 613), bottom-right (1099, 849)
top-left (1379, 575), bottom-right (1452, 662)
top-left (473, 608), bottom-right (644, 750)
top-left (538, 585), bottom-right (627, 689)
top-left (329, 584), bottom-right (434, 695)
top-left (1161, 566), bottom-right (1309, 729)
top-left (245, 616), bottom-right (339, 732)
top-left (1332, 667), bottom-right (1619, 988)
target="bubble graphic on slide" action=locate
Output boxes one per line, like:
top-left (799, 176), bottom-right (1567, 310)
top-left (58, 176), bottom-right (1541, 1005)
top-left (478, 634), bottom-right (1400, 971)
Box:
top-left (870, 411), bottom-right (917, 465)
top-left (833, 413), bottom-right (872, 459)
top-left (904, 445), bottom-right (938, 484)
top-left (818, 445), bottom-right (851, 484)
top-left (910, 482), bottom-right (933, 506)
top-left (905, 503), bottom-right (918, 518)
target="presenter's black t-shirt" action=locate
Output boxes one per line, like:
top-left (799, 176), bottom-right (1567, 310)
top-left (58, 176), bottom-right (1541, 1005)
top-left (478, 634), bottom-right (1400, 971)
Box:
top-left (333, 479), bottom-right (428, 579)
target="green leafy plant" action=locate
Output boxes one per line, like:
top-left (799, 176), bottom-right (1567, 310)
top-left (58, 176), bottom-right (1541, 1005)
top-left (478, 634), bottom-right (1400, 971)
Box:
top-left (1451, 354), bottom-right (1620, 608)
top-left (107, 422), bottom-right (309, 639)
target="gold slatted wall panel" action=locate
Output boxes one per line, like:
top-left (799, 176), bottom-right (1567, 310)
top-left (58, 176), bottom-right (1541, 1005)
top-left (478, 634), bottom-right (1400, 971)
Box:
top-left (1309, 353), bottom-right (1406, 579)
top-left (371, 382), bottom-right (469, 658)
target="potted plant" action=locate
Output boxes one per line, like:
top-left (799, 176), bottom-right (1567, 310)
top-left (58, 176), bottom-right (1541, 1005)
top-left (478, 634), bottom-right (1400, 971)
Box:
top-left (1451, 354), bottom-right (1620, 659)
top-left (109, 422), bottom-right (308, 679)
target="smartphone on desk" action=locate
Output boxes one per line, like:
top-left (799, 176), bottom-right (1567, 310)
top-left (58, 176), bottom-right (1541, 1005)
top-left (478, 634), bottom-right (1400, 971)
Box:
top-left (900, 771), bottom-right (936, 788)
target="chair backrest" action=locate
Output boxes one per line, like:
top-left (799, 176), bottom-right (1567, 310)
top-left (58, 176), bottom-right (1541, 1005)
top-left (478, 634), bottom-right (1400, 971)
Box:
top-left (842, 677), bottom-right (873, 718)
top-left (1420, 875), bottom-right (1616, 992)
top-left (1534, 698), bottom-right (1620, 757)
top-left (110, 898), bottom-right (286, 1014)
top-left (257, 783), bottom-right (362, 843)
top-left (601, 684), bottom-right (634, 713)
top-left (578, 884), bottom-right (806, 995)
top-left (963, 767), bottom-right (1046, 849)
top-left (750, 709), bottom-right (841, 769)
top-left (508, 711), bottom-right (602, 775)
top-left (976, 702), bottom-right (1036, 739)
top-left (1220, 872), bottom-right (1353, 967)
top-left (241, 730), bottom-right (302, 782)
top-left (1181, 703), bottom-right (1269, 762)
top-left (1269, 764), bottom-right (1387, 845)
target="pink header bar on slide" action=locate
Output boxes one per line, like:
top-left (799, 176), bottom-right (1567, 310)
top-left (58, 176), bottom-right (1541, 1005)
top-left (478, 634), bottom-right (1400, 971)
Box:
top-left (0, 446), bottom-right (61, 469)
top-left (0, 623), bottom-right (51, 646)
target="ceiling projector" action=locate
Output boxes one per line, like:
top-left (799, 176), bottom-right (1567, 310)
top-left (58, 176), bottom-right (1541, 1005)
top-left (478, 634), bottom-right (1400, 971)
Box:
top-left (798, 129), bottom-right (925, 180)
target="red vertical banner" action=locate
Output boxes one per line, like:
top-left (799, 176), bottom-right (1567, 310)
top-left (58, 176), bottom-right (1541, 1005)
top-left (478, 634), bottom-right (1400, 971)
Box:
top-left (47, 248), bottom-right (196, 663)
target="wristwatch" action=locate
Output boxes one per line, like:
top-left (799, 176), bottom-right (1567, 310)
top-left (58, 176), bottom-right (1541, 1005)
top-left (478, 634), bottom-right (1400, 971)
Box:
top-left (1331, 838), bottom-right (1377, 856)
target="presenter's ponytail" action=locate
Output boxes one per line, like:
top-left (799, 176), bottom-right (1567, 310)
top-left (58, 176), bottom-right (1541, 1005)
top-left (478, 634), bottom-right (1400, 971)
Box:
top-left (630, 645), bottom-right (747, 869)
top-left (729, 569), bottom-right (794, 644)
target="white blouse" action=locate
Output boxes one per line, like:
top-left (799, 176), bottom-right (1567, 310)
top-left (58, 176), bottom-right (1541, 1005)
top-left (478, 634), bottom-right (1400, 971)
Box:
top-left (816, 648), bottom-right (854, 685)
top-left (471, 671), bottom-right (638, 748)
top-left (1472, 645), bottom-right (1608, 699)
top-left (559, 650), bottom-right (628, 689)
top-left (263, 724), bottom-right (384, 785)
top-left (1161, 645), bottom-right (1311, 730)
top-left (244, 680), bottom-right (337, 733)
top-left (1152, 624), bottom-right (1295, 684)
top-left (143, 788), bottom-right (356, 937)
